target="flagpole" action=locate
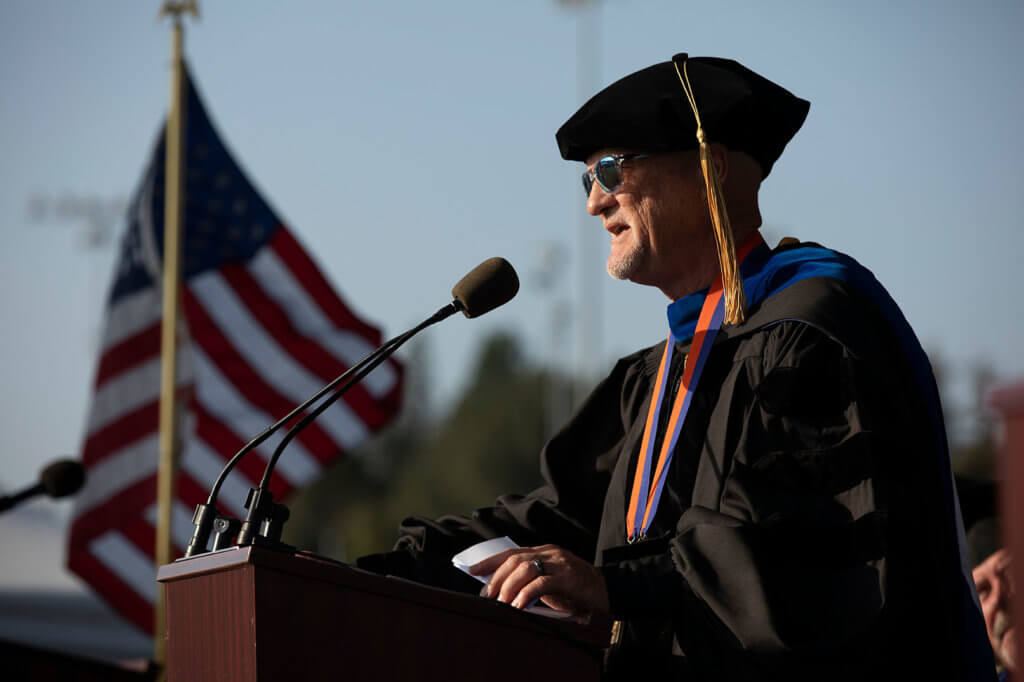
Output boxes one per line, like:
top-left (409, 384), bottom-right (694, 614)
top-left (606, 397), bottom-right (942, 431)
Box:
top-left (155, 0), bottom-right (197, 671)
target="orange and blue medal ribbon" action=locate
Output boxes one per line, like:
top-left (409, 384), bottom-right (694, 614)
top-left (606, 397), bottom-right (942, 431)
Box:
top-left (626, 234), bottom-right (763, 542)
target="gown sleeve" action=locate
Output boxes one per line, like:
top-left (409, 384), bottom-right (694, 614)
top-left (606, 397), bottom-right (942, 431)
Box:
top-left (355, 350), bottom-right (648, 592)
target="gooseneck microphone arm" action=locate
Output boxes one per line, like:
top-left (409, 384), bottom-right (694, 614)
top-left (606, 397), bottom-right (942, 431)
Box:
top-left (0, 487), bottom-right (43, 513)
top-left (261, 302), bottom-right (459, 492)
top-left (206, 320), bottom-right (420, 505)
top-left (183, 307), bottom-right (455, 557)
top-left (234, 301), bottom-right (462, 546)
top-left (183, 257), bottom-right (519, 558)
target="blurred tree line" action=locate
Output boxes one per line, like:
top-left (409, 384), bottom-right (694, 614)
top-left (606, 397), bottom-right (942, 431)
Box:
top-left (934, 353), bottom-right (999, 480)
top-left (282, 333), bottom-right (1001, 562)
top-left (283, 331), bottom-right (578, 561)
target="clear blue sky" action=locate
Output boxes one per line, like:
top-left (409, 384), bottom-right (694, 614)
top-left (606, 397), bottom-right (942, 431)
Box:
top-left (2, 0), bottom-right (1022, 497)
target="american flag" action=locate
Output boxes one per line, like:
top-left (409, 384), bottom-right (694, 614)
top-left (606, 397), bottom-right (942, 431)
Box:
top-left (67, 65), bottom-right (402, 634)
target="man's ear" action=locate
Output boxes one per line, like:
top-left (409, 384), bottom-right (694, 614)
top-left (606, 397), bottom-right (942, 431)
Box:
top-left (709, 144), bottom-right (729, 183)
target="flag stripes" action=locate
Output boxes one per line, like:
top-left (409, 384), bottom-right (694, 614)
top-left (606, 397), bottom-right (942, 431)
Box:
top-left (67, 65), bottom-right (402, 634)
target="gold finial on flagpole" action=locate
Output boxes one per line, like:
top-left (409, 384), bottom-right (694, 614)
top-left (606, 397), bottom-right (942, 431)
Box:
top-left (158, 0), bottom-right (199, 21)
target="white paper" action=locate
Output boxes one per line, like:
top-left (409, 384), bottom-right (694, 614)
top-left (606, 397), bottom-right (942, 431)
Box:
top-left (451, 536), bottom-right (572, 620)
top-left (451, 536), bottom-right (519, 583)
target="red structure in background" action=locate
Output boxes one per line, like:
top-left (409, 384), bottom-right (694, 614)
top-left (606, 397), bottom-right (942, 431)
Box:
top-left (990, 379), bottom-right (1024, 671)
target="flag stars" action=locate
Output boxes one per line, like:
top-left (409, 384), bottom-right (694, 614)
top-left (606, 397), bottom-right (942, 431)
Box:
top-left (120, 227), bottom-right (142, 267)
top-left (118, 256), bottom-right (134, 279)
top-left (148, 92), bottom-right (278, 276)
top-left (110, 221), bottom-right (153, 294)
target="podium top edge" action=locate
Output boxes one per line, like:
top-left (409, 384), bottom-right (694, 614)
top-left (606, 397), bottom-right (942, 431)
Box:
top-left (157, 545), bottom-right (255, 582)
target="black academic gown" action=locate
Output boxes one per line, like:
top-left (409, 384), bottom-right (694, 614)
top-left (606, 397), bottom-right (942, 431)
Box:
top-left (358, 240), bottom-right (995, 681)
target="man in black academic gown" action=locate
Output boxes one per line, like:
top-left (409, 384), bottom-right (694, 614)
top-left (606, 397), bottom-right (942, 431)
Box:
top-left (359, 54), bottom-right (995, 680)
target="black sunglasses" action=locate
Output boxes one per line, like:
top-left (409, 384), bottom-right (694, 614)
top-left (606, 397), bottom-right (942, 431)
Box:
top-left (581, 153), bottom-right (651, 197)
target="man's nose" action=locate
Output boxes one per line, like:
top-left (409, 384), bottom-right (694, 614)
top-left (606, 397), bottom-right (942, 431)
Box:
top-left (586, 181), bottom-right (617, 216)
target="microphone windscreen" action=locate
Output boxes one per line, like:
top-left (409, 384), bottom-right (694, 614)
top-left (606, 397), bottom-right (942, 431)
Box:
top-left (451, 258), bottom-right (519, 318)
top-left (40, 459), bottom-right (86, 499)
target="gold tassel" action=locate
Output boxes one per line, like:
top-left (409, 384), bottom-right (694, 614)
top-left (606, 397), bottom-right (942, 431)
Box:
top-left (673, 60), bottom-right (747, 325)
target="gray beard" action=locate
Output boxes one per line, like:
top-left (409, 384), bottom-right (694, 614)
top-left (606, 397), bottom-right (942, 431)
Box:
top-left (607, 242), bottom-right (648, 281)
top-left (993, 610), bottom-right (1016, 671)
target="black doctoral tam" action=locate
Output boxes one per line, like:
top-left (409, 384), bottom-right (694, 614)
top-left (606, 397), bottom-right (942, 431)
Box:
top-left (556, 53), bottom-right (810, 178)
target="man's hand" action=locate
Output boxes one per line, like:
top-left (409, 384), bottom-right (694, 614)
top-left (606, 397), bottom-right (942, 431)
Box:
top-left (469, 544), bottom-right (610, 617)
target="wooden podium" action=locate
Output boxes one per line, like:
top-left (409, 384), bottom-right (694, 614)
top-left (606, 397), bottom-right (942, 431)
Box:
top-left (157, 546), bottom-right (608, 681)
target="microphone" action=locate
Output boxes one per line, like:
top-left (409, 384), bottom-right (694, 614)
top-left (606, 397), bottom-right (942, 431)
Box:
top-left (451, 257), bottom-right (519, 318)
top-left (0, 459), bottom-right (86, 514)
top-left (184, 258), bottom-right (519, 557)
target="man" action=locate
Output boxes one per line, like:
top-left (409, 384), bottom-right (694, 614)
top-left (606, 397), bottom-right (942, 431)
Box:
top-left (359, 54), bottom-right (994, 679)
top-left (959, 474), bottom-right (1017, 678)
top-left (975, 548), bottom-right (1016, 679)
